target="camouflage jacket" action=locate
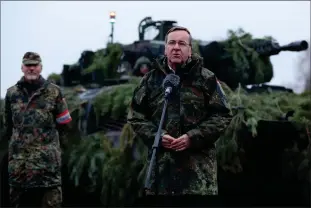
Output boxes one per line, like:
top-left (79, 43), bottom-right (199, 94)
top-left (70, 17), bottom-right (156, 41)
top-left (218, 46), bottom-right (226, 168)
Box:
top-left (4, 76), bottom-right (72, 188)
top-left (128, 54), bottom-right (232, 195)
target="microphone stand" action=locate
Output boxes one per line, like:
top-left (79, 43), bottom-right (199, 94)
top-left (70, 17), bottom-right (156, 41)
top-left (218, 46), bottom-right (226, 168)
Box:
top-left (144, 90), bottom-right (171, 195)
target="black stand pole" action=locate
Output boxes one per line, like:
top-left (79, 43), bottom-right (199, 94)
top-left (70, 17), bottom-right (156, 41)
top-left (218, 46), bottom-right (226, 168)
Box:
top-left (110, 23), bottom-right (114, 43)
top-left (144, 94), bottom-right (170, 195)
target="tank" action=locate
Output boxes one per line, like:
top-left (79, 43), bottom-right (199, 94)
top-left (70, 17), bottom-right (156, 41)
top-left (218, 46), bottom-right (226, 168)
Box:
top-left (1, 17), bottom-right (310, 207)
top-left (117, 16), bottom-right (176, 77)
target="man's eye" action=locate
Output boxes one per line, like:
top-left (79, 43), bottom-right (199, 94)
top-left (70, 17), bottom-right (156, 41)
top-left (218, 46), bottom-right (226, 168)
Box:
top-left (168, 41), bottom-right (187, 46)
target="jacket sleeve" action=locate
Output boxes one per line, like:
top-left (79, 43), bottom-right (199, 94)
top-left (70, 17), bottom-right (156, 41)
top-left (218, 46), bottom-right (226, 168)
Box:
top-left (54, 88), bottom-right (72, 125)
top-left (127, 75), bottom-right (168, 149)
top-left (53, 88), bottom-right (73, 147)
top-left (4, 91), bottom-right (13, 140)
top-left (186, 74), bottom-right (232, 149)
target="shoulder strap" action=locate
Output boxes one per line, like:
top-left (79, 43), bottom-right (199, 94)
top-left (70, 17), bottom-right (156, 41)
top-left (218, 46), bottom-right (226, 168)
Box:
top-left (215, 79), bottom-right (229, 107)
top-left (199, 68), bottom-right (228, 107)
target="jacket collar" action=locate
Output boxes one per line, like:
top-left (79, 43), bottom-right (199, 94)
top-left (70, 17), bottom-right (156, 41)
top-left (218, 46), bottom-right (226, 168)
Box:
top-left (152, 53), bottom-right (203, 76)
top-left (16, 75), bottom-right (49, 93)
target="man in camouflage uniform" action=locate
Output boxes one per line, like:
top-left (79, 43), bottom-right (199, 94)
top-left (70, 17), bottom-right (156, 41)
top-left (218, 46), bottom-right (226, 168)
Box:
top-left (4, 52), bottom-right (72, 207)
top-left (128, 27), bottom-right (232, 196)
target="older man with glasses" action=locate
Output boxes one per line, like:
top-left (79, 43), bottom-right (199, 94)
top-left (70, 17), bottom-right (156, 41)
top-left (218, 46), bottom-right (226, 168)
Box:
top-left (128, 26), bottom-right (232, 197)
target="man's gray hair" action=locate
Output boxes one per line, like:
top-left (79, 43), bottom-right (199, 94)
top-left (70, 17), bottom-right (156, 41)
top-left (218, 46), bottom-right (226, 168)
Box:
top-left (164, 26), bottom-right (192, 46)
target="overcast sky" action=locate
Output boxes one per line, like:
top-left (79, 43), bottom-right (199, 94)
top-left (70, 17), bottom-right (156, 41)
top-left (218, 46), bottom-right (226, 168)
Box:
top-left (1, 1), bottom-right (310, 97)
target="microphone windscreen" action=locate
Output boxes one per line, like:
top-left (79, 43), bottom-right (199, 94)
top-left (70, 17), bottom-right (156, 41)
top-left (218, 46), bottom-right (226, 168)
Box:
top-left (162, 74), bottom-right (180, 89)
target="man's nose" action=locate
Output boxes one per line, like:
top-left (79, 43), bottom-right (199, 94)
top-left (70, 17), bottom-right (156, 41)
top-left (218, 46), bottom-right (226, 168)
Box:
top-left (172, 44), bottom-right (181, 50)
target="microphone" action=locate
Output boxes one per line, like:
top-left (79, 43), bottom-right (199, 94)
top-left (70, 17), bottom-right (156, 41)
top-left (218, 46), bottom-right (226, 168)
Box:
top-left (162, 74), bottom-right (180, 98)
top-left (144, 73), bottom-right (180, 193)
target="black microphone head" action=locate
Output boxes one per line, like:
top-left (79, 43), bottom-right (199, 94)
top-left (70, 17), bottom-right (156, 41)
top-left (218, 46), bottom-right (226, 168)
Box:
top-left (162, 74), bottom-right (180, 89)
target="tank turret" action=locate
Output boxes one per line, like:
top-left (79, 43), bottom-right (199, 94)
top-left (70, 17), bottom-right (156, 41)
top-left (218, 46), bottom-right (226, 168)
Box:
top-left (138, 16), bottom-right (177, 41)
top-left (200, 38), bottom-right (309, 90)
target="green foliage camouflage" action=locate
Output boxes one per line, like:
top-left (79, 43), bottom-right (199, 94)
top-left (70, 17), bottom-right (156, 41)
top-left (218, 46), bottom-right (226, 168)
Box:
top-left (65, 124), bottom-right (148, 206)
top-left (60, 80), bottom-right (311, 205)
top-left (193, 28), bottom-right (274, 88)
top-left (47, 73), bottom-right (61, 83)
top-left (216, 82), bottom-right (311, 173)
top-left (92, 77), bottom-right (141, 121)
top-left (1, 28), bottom-right (310, 205)
top-left (83, 43), bottom-right (123, 79)
top-left (222, 28), bottom-right (274, 85)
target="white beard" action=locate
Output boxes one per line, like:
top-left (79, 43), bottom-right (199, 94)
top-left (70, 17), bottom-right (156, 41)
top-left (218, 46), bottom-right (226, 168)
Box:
top-left (25, 74), bottom-right (39, 80)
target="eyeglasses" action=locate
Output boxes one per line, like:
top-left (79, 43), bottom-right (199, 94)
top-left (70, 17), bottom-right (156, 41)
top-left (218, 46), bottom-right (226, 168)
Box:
top-left (167, 40), bottom-right (190, 48)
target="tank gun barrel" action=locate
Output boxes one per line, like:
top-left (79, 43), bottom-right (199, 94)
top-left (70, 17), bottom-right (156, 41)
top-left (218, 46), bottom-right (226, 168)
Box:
top-left (279, 40), bottom-right (309, 52)
top-left (246, 39), bottom-right (309, 56)
top-left (201, 39), bottom-right (309, 90)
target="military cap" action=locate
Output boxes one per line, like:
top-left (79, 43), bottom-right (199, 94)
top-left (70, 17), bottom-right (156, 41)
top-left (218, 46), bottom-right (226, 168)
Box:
top-left (22, 51), bottom-right (42, 65)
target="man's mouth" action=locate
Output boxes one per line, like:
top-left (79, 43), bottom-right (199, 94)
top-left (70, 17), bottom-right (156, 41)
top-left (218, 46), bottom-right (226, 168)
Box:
top-left (25, 74), bottom-right (38, 80)
top-left (173, 54), bottom-right (181, 58)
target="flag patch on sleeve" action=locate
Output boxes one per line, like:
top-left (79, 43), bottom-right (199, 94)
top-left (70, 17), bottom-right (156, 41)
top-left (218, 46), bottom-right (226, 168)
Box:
top-left (56, 109), bottom-right (72, 124)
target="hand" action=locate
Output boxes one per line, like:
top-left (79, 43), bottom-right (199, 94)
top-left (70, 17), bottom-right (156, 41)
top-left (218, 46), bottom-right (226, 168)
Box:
top-left (161, 134), bottom-right (175, 149)
top-left (170, 134), bottom-right (190, 151)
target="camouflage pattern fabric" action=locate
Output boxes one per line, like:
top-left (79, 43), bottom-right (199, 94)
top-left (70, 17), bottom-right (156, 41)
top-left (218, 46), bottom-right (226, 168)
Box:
top-left (10, 186), bottom-right (62, 207)
top-left (22, 51), bottom-right (42, 65)
top-left (4, 76), bottom-right (72, 190)
top-left (127, 53), bottom-right (232, 195)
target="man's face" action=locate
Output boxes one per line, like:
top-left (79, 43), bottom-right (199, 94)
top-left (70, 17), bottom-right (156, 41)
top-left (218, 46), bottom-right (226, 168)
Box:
top-left (21, 64), bottom-right (42, 81)
top-left (164, 30), bottom-right (192, 65)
